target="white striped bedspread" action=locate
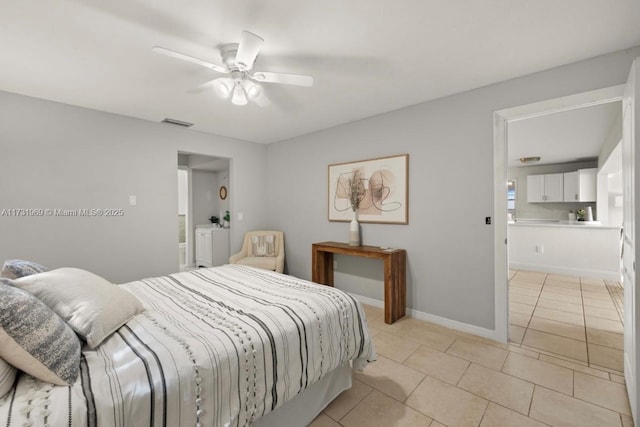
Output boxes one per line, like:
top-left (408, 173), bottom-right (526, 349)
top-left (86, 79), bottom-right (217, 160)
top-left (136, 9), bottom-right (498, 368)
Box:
top-left (0, 265), bottom-right (376, 427)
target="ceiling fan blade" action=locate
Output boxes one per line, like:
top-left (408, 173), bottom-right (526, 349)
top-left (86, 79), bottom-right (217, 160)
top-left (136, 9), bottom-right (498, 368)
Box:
top-left (252, 92), bottom-right (271, 107)
top-left (251, 72), bottom-right (314, 87)
top-left (235, 31), bottom-right (264, 70)
top-left (152, 46), bottom-right (226, 73)
top-left (186, 78), bottom-right (217, 94)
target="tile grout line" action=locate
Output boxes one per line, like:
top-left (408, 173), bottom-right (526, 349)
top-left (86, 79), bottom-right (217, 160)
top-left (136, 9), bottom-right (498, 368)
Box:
top-left (528, 384), bottom-right (537, 419)
top-left (329, 385), bottom-right (373, 425)
top-left (580, 276), bottom-right (592, 371)
top-left (508, 270), bottom-right (543, 346)
top-left (531, 384), bottom-right (628, 422)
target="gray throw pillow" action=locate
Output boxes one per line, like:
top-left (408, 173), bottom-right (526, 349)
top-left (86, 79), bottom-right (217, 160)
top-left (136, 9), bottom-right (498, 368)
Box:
top-left (0, 284), bottom-right (81, 386)
top-left (1, 259), bottom-right (48, 279)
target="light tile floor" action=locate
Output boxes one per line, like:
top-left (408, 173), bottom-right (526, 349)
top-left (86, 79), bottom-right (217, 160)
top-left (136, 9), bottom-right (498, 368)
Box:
top-left (309, 273), bottom-right (632, 427)
top-left (508, 270), bottom-right (624, 373)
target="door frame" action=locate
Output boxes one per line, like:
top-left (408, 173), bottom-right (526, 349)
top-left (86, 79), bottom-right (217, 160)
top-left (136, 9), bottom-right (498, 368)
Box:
top-left (178, 165), bottom-right (194, 267)
top-left (492, 85), bottom-right (625, 343)
top-left (178, 152), bottom-right (233, 268)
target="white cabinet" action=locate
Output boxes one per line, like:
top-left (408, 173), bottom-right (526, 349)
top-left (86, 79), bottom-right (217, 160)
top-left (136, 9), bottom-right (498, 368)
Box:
top-left (527, 173), bottom-right (564, 203)
top-left (563, 168), bottom-right (597, 202)
top-left (195, 226), bottom-right (230, 268)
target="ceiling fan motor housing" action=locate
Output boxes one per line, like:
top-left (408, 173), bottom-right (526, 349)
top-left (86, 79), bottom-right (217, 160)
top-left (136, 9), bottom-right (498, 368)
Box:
top-left (220, 43), bottom-right (249, 72)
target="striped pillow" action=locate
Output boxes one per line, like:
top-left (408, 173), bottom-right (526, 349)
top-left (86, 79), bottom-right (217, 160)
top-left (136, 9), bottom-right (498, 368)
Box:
top-left (0, 283), bottom-right (81, 386)
top-left (0, 358), bottom-right (16, 398)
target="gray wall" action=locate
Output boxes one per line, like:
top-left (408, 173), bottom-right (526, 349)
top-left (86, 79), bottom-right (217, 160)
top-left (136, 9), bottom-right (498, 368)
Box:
top-left (266, 47), bottom-right (640, 329)
top-left (192, 170), bottom-right (219, 227)
top-left (0, 91), bottom-right (268, 283)
top-left (216, 170), bottom-right (230, 224)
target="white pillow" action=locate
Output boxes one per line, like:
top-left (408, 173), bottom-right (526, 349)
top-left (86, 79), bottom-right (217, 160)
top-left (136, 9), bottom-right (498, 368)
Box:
top-left (13, 268), bottom-right (145, 349)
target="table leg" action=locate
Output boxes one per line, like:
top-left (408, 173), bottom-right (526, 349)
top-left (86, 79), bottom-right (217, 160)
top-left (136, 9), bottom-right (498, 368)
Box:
top-left (384, 251), bottom-right (406, 324)
top-left (312, 249), bottom-right (334, 286)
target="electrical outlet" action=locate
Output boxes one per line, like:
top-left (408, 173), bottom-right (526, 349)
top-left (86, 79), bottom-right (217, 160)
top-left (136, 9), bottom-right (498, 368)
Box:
top-left (333, 260), bottom-right (338, 269)
top-left (129, 195), bottom-right (137, 206)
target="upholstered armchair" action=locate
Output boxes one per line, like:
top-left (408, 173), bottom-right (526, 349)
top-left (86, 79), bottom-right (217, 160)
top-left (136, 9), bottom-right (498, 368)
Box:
top-left (229, 231), bottom-right (285, 273)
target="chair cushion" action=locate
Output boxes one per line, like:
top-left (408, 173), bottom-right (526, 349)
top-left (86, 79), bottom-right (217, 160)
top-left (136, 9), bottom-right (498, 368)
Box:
top-left (237, 257), bottom-right (277, 271)
top-left (251, 235), bottom-right (276, 257)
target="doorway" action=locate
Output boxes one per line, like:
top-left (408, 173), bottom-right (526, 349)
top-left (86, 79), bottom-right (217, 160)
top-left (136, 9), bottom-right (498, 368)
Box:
top-left (178, 167), bottom-right (190, 270)
top-left (177, 152), bottom-right (231, 270)
top-left (505, 100), bottom-right (623, 372)
top-left (493, 79), bottom-right (640, 416)
top-left (494, 85), bottom-right (625, 336)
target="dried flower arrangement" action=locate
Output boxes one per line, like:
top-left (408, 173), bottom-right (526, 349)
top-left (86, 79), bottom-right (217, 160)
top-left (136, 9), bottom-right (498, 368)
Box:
top-left (348, 170), bottom-right (366, 211)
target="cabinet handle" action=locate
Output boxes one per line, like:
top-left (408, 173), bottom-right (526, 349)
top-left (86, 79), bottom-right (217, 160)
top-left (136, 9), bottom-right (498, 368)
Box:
top-left (575, 194), bottom-right (578, 200)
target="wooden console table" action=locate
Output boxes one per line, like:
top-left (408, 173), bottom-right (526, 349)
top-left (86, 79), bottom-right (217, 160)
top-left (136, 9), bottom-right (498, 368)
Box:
top-left (311, 241), bottom-right (406, 324)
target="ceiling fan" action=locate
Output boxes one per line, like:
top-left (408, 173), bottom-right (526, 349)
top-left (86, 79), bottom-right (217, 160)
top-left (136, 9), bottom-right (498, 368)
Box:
top-left (153, 31), bottom-right (314, 107)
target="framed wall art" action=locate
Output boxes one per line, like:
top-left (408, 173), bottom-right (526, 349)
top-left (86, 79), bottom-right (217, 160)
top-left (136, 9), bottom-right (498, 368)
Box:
top-left (328, 154), bottom-right (408, 224)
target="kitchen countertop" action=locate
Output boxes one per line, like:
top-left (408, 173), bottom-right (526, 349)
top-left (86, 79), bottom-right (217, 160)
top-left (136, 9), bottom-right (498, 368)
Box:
top-left (508, 219), bottom-right (620, 230)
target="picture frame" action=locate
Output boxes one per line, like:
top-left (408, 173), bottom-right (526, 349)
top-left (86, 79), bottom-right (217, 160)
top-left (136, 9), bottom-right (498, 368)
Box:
top-left (328, 154), bottom-right (409, 224)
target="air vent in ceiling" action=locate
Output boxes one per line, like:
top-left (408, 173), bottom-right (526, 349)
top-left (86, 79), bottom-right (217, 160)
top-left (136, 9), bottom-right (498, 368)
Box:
top-left (161, 118), bottom-right (194, 127)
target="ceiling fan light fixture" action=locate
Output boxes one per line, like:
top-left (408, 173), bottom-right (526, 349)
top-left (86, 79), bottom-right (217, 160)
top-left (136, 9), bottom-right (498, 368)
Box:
top-left (212, 78), bottom-right (233, 98)
top-left (243, 80), bottom-right (261, 99)
top-left (231, 83), bottom-right (248, 106)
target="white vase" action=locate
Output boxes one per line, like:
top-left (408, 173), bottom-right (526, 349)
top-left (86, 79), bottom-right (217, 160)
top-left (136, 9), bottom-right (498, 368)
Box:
top-left (585, 206), bottom-right (593, 222)
top-left (349, 210), bottom-right (360, 246)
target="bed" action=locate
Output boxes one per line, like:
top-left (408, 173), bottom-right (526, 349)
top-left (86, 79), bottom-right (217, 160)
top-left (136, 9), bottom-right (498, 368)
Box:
top-left (0, 264), bottom-right (376, 427)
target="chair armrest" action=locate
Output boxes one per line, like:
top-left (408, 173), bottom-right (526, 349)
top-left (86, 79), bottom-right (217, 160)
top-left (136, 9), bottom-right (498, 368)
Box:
top-left (275, 253), bottom-right (285, 274)
top-left (229, 250), bottom-right (247, 264)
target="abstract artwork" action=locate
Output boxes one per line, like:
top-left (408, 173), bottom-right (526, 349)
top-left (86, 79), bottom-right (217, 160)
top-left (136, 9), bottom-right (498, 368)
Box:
top-left (328, 154), bottom-right (408, 224)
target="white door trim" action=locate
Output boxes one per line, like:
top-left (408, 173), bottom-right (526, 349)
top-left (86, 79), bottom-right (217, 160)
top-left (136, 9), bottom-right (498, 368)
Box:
top-left (493, 85), bottom-right (625, 343)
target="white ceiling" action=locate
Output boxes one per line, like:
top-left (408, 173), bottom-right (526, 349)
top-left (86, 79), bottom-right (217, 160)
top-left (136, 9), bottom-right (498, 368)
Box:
top-left (508, 101), bottom-right (622, 168)
top-left (1, 0), bottom-right (639, 144)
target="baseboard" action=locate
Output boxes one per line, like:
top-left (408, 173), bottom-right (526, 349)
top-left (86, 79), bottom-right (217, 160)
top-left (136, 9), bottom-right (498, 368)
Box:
top-left (348, 293), bottom-right (502, 342)
top-left (509, 262), bottom-right (621, 281)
